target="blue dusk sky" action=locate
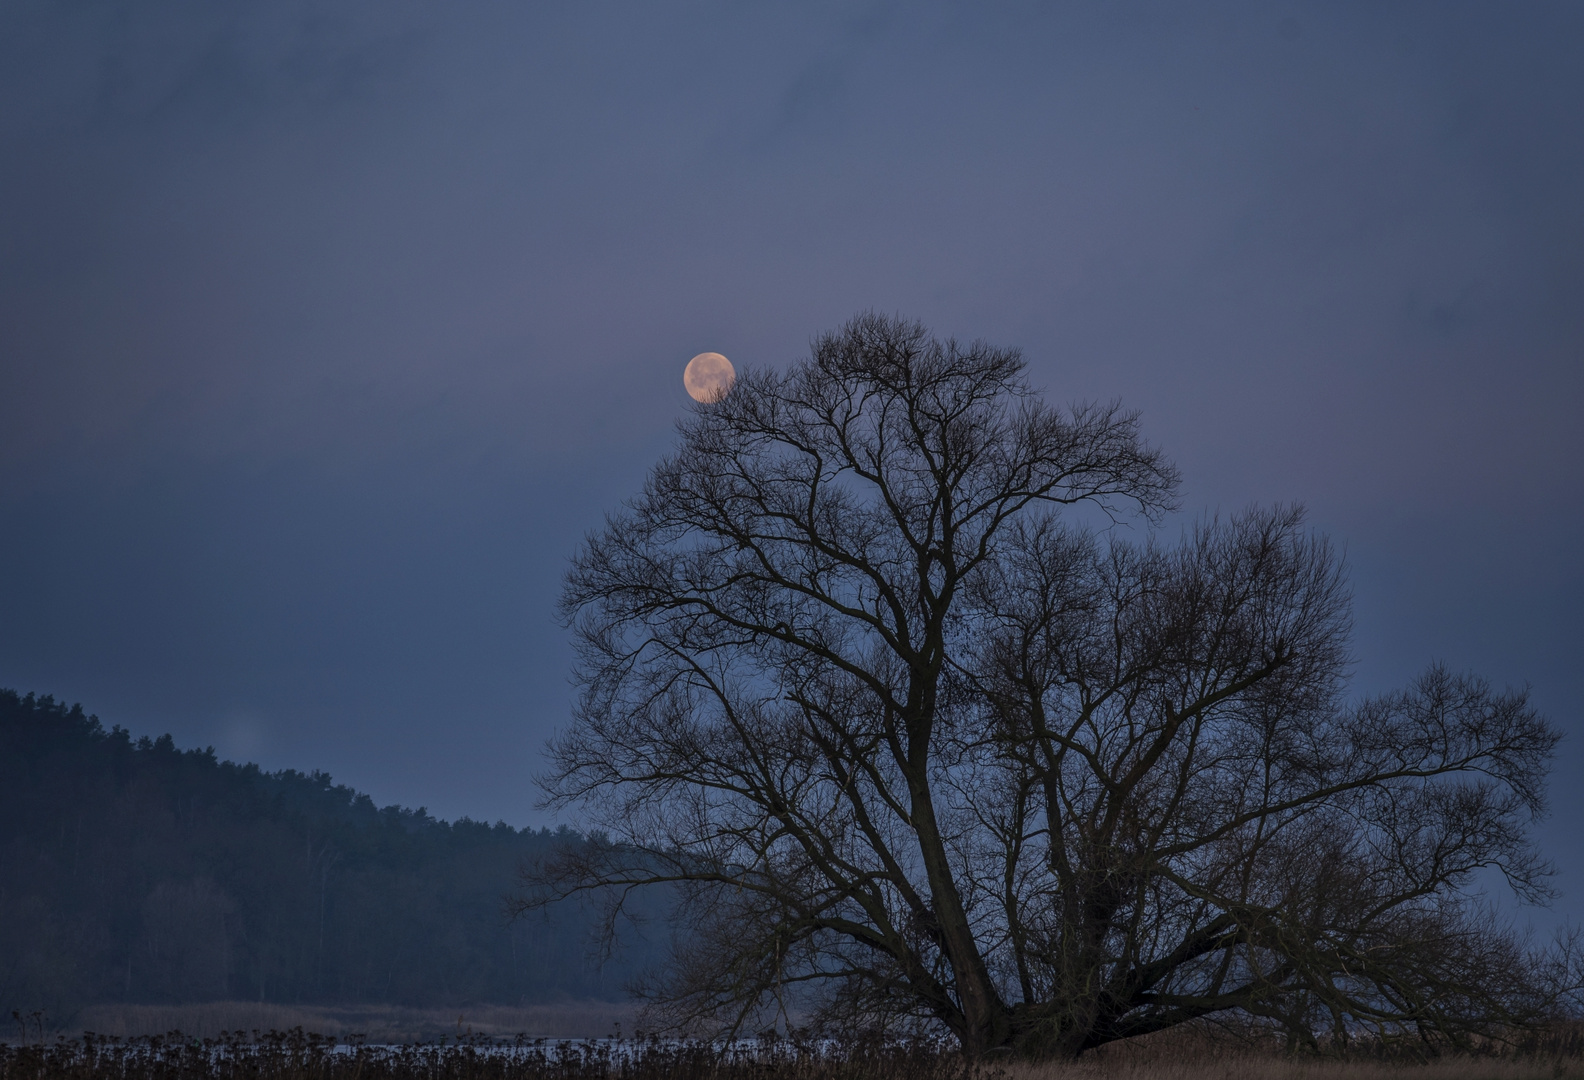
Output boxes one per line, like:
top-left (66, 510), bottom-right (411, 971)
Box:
top-left (1, 2), bottom-right (1580, 923)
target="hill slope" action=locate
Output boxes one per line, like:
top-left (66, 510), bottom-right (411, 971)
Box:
top-left (0, 690), bottom-right (655, 1020)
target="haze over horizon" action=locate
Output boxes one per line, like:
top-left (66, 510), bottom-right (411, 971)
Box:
top-left (1, 2), bottom-right (1579, 921)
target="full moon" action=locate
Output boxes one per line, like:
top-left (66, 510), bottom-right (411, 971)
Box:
top-left (683, 352), bottom-right (735, 403)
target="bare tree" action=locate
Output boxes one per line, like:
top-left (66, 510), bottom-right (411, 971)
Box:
top-left (520, 314), bottom-right (1565, 1057)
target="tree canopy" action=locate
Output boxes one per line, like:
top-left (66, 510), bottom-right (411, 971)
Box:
top-left (0, 689), bottom-right (652, 1021)
top-left (527, 314), bottom-right (1572, 1057)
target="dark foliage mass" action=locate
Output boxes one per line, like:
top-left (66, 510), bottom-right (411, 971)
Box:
top-left (0, 690), bottom-right (654, 1020)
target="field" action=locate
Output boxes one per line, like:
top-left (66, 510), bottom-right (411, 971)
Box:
top-left (60, 1001), bottom-right (642, 1042)
top-left (4, 1024), bottom-right (1583, 1080)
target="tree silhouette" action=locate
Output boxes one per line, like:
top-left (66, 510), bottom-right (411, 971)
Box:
top-left (525, 314), bottom-right (1569, 1057)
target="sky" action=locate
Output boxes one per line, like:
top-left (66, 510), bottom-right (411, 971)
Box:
top-left (1, 1), bottom-right (1580, 922)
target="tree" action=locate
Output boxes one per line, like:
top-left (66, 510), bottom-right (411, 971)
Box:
top-left (0, 690), bottom-right (648, 1018)
top-left (524, 314), bottom-right (1567, 1058)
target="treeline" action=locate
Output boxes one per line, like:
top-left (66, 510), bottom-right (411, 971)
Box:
top-left (0, 690), bottom-right (659, 1021)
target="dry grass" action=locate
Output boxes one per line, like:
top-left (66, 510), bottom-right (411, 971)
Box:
top-left (2, 1028), bottom-right (1581, 1080)
top-left (69, 1000), bottom-right (641, 1041)
top-left (1003, 1056), bottom-right (1582, 1080)
top-left (8, 1010), bottom-right (1581, 1080)
top-left (1002, 1025), bottom-right (1584, 1080)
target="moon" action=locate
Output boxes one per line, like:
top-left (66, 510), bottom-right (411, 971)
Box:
top-left (684, 352), bottom-right (735, 403)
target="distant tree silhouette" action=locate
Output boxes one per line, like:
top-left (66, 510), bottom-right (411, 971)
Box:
top-left (0, 690), bottom-right (655, 1020)
top-left (523, 313), bottom-right (1576, 1058)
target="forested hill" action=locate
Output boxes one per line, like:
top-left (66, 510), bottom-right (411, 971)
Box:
top-left (0, 689), bottom-right (655, 1020)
